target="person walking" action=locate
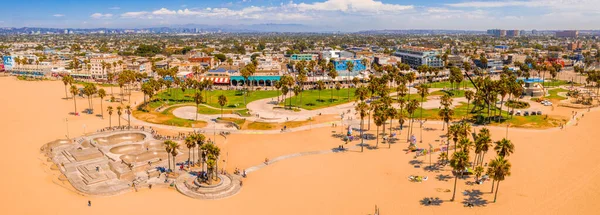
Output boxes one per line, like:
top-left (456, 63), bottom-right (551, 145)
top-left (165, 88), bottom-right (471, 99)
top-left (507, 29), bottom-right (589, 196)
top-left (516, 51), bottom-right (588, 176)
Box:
top-left (88, 200), bottom-right (91, 207)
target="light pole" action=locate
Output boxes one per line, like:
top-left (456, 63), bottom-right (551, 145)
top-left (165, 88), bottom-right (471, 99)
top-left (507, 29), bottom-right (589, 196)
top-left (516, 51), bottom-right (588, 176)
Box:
top-left (506, 123), bottom-right (510, 138)
top-left (65, 118), bottom-right (70, 139)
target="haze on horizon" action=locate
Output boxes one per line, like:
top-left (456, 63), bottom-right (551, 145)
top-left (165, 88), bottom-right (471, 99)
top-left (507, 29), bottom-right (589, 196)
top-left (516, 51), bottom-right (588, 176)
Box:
top-left (0, 0), bottom-right (597, 31)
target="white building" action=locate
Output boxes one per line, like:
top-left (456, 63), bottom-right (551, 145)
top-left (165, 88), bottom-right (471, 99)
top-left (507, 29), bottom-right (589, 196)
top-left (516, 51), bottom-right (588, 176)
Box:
top-left (90, 55), bottom-right (123, 79)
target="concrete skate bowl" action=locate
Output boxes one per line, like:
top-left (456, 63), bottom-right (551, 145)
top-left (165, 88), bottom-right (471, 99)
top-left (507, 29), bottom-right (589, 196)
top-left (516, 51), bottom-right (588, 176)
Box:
top-left (109, 144), bottom-right (144, 154)
top-left (120, 151), bottom-right (168, 165)
top-left (93, 133), bottom-right (147, 146)
top-left (42, 139), bottom-right (73, 152)
top-left (144, 140), bottom-right (165, 151)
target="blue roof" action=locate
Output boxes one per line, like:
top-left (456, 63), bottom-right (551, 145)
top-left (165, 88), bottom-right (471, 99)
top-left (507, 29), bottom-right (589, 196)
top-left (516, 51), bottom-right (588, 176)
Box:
top-left (209, 68), bottom-right (237, 74)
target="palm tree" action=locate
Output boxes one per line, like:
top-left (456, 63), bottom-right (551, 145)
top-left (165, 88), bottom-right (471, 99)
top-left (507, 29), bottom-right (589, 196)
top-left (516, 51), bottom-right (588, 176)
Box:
top-left (373, 105), bottom-right (385, 148)
top-left (386, 107), bottom-right (398, 148)
top-left (194, 133), bottom-right (207, 167)
top-left (416, 84), bottom-right (430, 142)
top-left (494, 138), bottom-right (515, 158)
top-left (327, 65), bottom-right (338, 102)
top-left (107, 72), bottom-right (115, 97)
top-left (163, 140), bottom-right (177, 171)
top-left (69, 85), bottom-right (79, 114)
top-left (98, 89), bottom-right (106, 118)
top-left (405, 99), bottom-right (419, 142)
top-left (107, 106), bottom-right (113, 127)
top-left (474, 127), bottom-right (492, 166)
top-left (116, 106), bottom-right (122, 126)
top-left (450, 151), bottom-right (470, 201)
top-left (218, 94), bottom-right (228, 117)
top-left (355, 102), bottom-right (369, 152)
top-left (125, 105), bottom-right (132, 127)
top-left (464, 90), bottom-right (475, 119)
top-left (185, 136), bottom-right (195, 166)
top-left (489, 156), bottom-right (512, 202)
top-left (316, 80), bottom-right (326, 102)
top-left (62, 75), bottom-right (74, 99)
top-left (335, 82), bottom-right (342, 101)
top-left (346, 60), bottom-right (354, 100)
top-left (194, 92), bottom-right (203, 121)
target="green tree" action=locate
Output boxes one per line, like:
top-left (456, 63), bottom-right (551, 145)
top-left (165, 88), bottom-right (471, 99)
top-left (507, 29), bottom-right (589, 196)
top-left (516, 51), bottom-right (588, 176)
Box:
top-left (98, 88), bottom-right (106, 119)
top-left (489, 156), bottom-right (512, 202)
top-left (218, 94), bottom-right (228, 117)
top-left (69, 85), bottom-right (79, 114)
top-left (450, 151), bottom-right (470, 201)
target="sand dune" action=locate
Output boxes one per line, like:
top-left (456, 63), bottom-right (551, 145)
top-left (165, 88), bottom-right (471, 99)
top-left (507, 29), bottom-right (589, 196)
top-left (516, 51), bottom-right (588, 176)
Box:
top-left (1, 76), bottom-right (600, 214)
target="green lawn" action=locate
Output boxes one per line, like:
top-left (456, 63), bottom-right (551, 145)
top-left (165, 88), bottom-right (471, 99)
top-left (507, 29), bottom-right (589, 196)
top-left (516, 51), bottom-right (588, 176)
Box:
top-left (154, 88), bottom-right (279, 109)
top-left (543, 79), bottom-right (569, 87)
top-left (283, 88), bottom-right (357, 110)
top-left (545, 88), bottom-right (568, 100)
top-left (430, 90), bottom-right (466, 98)
top-left (426, 80), bottom-right (474, 89)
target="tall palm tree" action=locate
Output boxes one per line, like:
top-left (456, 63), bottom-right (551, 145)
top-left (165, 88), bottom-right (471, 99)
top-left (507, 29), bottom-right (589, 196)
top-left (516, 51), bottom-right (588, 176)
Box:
top-left (69, 85), bottom-right (79, 114)
top-left (450, 151), bottom-right (470, 201)
top-left (489, 156), bottom-right (512, 202)
top-left (218, 94), bottom-right (228, 117)
top-left (195, 133), bottom-right (206, 167)
top-left (164, 140), bottom-right (175, 171)
top-left (373, 105), bottom-right (385, 148)
top-left (386, 107), bottom-right (398, 148)
top-left (327, 64), bottom-right (338, 102)
top-left (355, 101), bottom-right (369, 152)
top-left (107, 106), bottom-right (113, 127)
top-left (185, 136), bottom-right (195, 166)
top-left (125, 105), bottom-right (132, 127)
top-left (98, 89), bottom-right (106, 119)
top-left (416, 84), bottom-right (430, 142)
top-left (464, 90), bottom-right (475, 119)
top-left (316, 80), bottom-right (326, 102)
top-left (346, 60), bottom-right (354, 100)
top-left (116, 106), bottom-right (122, 126)
top-left (194, 92), bottom-right (203, 121)
top-left (474, 127), bottom-right (492, 166)
top-left (62, 75), bottom-right (74, 99)
top-left (494, 138), bottom-right (515, 158)
top-left (405, 99), bottom-right (419, 143)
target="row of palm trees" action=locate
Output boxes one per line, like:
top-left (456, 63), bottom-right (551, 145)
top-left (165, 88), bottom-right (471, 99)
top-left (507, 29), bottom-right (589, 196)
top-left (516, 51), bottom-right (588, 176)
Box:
top-left (182, 133), bottom-right (222, 180)
top-left (104, 105), bottom-right (132, 127)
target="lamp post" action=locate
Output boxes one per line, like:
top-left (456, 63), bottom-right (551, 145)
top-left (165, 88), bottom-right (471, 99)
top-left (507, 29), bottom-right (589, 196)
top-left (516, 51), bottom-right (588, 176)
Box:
top-left (65, 118), bottom-right (70, 139)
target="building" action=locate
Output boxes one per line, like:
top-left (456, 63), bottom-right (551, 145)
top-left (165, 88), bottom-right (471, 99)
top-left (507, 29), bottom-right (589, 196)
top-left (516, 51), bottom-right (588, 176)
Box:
top-left (290, 54), bottom-right (318, 61)
top-left (567, 41), bottom-right (583, 51)
top-left (556, 30), bottom-right (579, 38)
top-left (507, 30), bottom-right (520, 37)
top-left (188, 56), bottom-right (215, 68)
top-left (394, 47), bottom-right (443, 69)
top-left (487, 29), bottom-right (507, 37)
top-left (373, 55), bottom-right (400, 66)
top-left (474, 59), bottom-right (503, 69)
top-left (332, 59), bottom-right (366, 72)
top-left (255, 57), bottom-right (281, 72)
top-left (90, 55), bottom-right (123, 79)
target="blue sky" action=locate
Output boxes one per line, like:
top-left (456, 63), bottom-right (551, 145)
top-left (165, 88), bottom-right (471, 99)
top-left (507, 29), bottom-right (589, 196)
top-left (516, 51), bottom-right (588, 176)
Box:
top-left (0, 0), bottom-right (596, 30)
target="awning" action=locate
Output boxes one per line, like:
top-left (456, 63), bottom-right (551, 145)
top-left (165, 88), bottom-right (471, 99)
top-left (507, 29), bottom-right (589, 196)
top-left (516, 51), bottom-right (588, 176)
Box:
top-left (200, 77), bottom-right (230, 84)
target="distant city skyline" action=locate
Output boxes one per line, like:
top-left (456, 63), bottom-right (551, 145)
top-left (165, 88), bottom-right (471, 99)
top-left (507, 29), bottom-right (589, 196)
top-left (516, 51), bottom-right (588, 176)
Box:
top-left (0, 0), bottom-right (597, 31)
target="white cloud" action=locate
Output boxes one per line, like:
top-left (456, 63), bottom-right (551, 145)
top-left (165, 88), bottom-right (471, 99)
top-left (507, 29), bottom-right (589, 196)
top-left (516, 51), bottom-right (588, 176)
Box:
top-left (109, 7), bottom-right (120, 10)
top-left (53, 14), bottom-right (65, 17)
top-left (90, 13), bottom-right (113, 19)
top-left (153, 8), bottom-right (177, 15)
top-left (447, 1), bottom-right (540, 8)
top-left (294, 0), bottom-right (413, 13)
top-left (121, 11), bottom-right (149, 18)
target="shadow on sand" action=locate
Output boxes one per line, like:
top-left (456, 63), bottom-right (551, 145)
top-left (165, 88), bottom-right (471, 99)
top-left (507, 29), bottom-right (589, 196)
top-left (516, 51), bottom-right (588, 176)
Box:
top-left (420, 197), bottom-right (444, 206)
top-left (462, 189), bottom-right (488, 207)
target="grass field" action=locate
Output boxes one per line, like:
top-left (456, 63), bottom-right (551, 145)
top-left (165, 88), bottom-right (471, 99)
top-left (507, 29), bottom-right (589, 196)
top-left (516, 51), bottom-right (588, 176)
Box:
top-left (283, 88), bottom-right (357, 110)
top-left (132, 105), bottom-right (207, 128)
top-left (545, 88), bottom-right (568, 100)
top-left (430, 90), bottom-right (466, 98)
top-left (426, 80), bottom-right (474, 89)
top-left (154, 88), bottom-right (279, 109)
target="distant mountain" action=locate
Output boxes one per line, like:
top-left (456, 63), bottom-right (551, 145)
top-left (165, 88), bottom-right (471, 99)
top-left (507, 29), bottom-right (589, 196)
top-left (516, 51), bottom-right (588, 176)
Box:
top-left (173, 23), bottom-right (334, 33)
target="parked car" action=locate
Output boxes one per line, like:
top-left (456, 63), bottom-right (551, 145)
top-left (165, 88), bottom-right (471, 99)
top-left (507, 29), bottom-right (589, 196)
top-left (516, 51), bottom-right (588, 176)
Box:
top-left (531, 111), bottom-right (537, 116)
top-left (524, 111), bottom-right (530, 116)
top-left (509, 110), bottom-right (514, 115)
top-left (516, 111), bottom-right (522, 116)
top-left (537, 111), bottom-right (542, 115)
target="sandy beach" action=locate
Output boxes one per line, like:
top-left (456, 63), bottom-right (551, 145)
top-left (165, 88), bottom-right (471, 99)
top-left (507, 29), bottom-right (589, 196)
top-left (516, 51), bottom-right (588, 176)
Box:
top-left (1, 76), bottom-right (600, 214)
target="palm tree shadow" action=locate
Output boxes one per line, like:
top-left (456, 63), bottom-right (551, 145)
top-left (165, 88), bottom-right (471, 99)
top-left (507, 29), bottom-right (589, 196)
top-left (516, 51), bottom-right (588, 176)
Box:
top-left (424, 165), bottom-right (441, 172)
top-left (435, 174), bottom-right (453, 182)
top-left (419, 197), bottom-right (444, 206)
top-left (462, 189), bottom-right (488, 207)
top-left (409, 159), bottom-right (423, 168)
